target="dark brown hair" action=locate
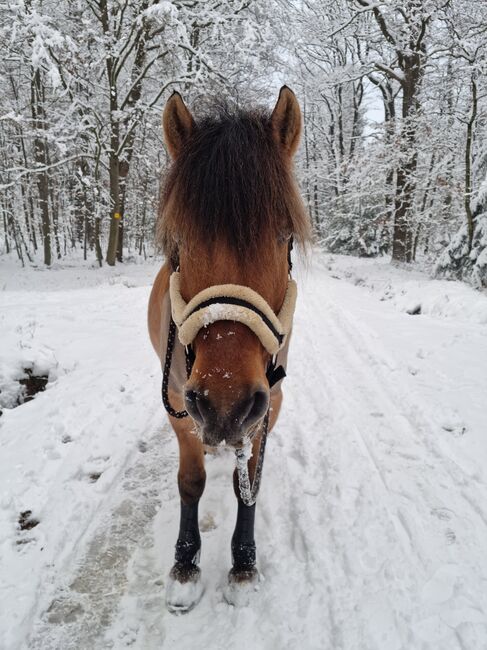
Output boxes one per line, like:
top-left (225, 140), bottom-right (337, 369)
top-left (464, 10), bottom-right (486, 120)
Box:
top-left (157, 103), bottom-right (310, 263)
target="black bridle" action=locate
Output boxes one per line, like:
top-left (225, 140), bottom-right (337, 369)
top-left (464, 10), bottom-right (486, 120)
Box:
top-left (161, 238), bottom-right (293, 505)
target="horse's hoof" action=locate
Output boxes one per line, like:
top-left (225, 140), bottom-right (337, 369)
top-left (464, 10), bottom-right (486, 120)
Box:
top-left (166, 563), bottom-right (204, 614)
top-left (224, 566), bottom-right (260, 606)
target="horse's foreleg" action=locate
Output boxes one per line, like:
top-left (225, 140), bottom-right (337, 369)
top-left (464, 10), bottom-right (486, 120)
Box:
top-left (225, 433), bottom-right (262, 606)
top-left (166, 416), bottom-right (206, 613)
top-left (174, 445), bottom-right (205, 571)
top-left (230, 436), bottom-right (260, 582)
top-left (229, 391), bottom-right (282, 592)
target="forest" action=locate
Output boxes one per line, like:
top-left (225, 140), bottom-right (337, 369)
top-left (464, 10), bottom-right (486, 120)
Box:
top-left (1, 0), bottom-right (486, 287)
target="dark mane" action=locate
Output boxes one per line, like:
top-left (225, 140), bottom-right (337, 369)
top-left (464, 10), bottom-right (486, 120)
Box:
top-left (157, 103), bottom-right (310, 262)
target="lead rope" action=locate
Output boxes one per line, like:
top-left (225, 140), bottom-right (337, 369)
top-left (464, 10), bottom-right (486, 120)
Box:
top-left (161, 317), bottom-right (193, 419)
top-left (235, 409), bottom-right (269, 506)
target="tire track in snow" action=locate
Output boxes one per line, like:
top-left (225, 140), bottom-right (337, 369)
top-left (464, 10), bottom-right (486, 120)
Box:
top-left (269, 286), bottom-right (419, 649)
top-left (294, 266), bottom-right (487, 649)
top-left (323, 290), bottom-right (487, 541)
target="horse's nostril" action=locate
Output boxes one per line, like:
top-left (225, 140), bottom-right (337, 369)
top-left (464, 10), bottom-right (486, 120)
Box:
top-left (185, 389), bottom-right (205, 424)
top-left (240, 389), bottom-right (269, 430)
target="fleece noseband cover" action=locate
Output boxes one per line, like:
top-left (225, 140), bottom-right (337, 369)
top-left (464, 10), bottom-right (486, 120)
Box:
top-left (169, 272), bottom-right (297, 355)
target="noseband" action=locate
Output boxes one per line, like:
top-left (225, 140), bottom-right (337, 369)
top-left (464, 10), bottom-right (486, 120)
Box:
top-left (169, 272), bottom-right (297, 356)
top-left (161, 240), bottom-right (296, 506)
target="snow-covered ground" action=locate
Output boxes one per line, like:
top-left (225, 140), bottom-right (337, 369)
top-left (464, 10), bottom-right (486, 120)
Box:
top-left (1, 253), bottom-right (487, 650)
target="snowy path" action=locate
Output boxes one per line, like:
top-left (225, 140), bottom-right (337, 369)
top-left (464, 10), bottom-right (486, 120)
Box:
top-left (1, 256), bottom-right (487, 649)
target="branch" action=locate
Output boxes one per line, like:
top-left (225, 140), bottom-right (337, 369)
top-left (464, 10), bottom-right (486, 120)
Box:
top-left (116, 76), bottom-right (193, 156)
top-left (176, 43), bottom-right (227, 83)
top-left (114, 24), bottom-right (146, 80)
top-left (415, 14), bottom-right (431, 50)
top-left (0, 155), bottom-right (100, 190)
top-left (326, 3), bottom-right (374, 39)
top-left (374, 62), bottom-right (404, 85)
top-left (119, 50), bottom-right (168, 111)
top-left (356, 0), bottom-right (397, 47)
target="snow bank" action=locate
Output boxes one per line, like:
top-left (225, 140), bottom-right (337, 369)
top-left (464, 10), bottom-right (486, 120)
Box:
top-left (318, 252), bottom-right (487, 324)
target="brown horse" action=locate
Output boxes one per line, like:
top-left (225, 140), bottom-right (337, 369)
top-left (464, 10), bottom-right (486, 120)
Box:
top-left (148, 87), bottom-right (310, 612)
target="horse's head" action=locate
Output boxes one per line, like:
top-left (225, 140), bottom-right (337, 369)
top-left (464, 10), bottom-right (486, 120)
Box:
top-left (159, 88), bottom-right (309, 447)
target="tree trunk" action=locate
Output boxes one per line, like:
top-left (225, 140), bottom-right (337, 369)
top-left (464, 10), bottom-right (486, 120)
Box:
top-left (392, 159), bottom-right (416, 263)
top-left (465, 76), bottom-right (477, 252)
top-left (48, 164), bottom-right (61, 260)
top-left (104, 76), bottom-right (121, 265)
top-left (116, 159), bottom-right (130, 263)
top-left (392, 54), bottom-right (422, 263)
top-left (115, 12), bottom-right (150, 263)
top-left (8, 209), bottom-right (25, 266)
top-left (101, 0), bottom-right (121, 267)
top-left (2, 206), bottom-right (10, 254)
top-left (31, 68), bottom-right (51, 266)
top-left (106, 146), bottom-right (121, 266)
top-left (9, 72), bottom-right (37, 252)
top-left (94, 215), bottom-right (103, 267)
top-left (373, 77), bottom-right (395, 228)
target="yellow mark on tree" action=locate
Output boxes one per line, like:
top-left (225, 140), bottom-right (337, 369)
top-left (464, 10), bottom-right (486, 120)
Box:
top-left (114, 212), bottom-right (121, 220)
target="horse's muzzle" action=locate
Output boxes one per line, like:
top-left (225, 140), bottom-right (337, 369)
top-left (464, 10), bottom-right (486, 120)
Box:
top-left (184, 386), bottom-right (269, 446)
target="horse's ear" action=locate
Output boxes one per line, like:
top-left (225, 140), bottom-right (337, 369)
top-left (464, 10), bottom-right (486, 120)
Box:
top-left (162, 91), bottom-right (195, 159)
top-left (271, 86), bottom-right (301, 156)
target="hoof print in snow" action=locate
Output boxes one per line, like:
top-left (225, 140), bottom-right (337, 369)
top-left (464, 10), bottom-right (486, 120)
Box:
top-left (406, 304), bottom-right (422, 315)
top-left (18, 510), bottom-right (39, 531)
top-left (18, 368), bottom-right (49, 403)
top-left (137, 440), bottom-right (148, 453)
top-left (61, 434), bottom-right (72, 444)
top-left (441, 424), bottom-right (466, 438)
top-left (199, 512), bottom-right (217, 532)
top-left (46, 598), bottom-right (84, 624)
top-left (88, 472), bottom-right (102, 483)
top-left (430, 507), bottom-right (452, 521)
top-left (441, 422), bottom-right (467, 438)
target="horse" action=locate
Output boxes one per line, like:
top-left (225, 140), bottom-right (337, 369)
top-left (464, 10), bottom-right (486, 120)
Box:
top-left (148, 86), bottom-right (310, 612)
